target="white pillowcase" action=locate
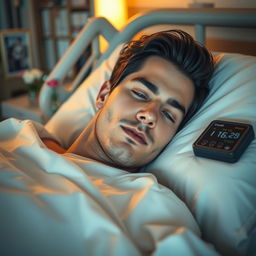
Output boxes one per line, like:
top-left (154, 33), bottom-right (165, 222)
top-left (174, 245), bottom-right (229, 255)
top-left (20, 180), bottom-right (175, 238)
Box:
top-left (45, 51), bottom-right (256, 256)
top-left (145, 53), bottom-right (256, 256)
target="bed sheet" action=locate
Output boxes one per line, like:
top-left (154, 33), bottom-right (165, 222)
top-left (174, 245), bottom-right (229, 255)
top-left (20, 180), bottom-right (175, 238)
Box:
top-left (0, 118), bottom-right (221, 256)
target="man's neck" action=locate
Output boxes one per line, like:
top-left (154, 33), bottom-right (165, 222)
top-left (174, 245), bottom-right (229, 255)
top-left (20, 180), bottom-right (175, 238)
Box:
top-left (66, 115), bottom-right (138, 172)
top-left (66, 116), bottom-right (103, 160)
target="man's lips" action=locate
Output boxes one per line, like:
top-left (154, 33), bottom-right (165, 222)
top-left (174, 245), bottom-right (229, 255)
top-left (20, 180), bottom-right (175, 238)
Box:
top-left (121, 126), bottom-right (148, 145)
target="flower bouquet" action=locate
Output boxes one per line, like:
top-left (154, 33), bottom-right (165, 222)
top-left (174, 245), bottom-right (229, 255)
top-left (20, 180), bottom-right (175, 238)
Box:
top-left (21, 69), bottom-right (46, 106)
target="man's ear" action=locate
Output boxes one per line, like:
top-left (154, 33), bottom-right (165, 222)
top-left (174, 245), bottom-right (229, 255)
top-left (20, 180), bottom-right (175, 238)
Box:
top-left (96, 80), bottom-right (111, 109)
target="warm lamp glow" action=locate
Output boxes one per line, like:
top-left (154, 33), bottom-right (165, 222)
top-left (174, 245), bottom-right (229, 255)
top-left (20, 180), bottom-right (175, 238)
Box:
top-left (95, 0), bottom-right (128, 51)
top-left (95, 0), bottom-right (128, 29)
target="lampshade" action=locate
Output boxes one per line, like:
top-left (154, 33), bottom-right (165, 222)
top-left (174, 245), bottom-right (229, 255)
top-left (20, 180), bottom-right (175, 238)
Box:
top-left (94, 0), bottom-right (128, 51)
top-left (94, 0), bottom-right (128, 29)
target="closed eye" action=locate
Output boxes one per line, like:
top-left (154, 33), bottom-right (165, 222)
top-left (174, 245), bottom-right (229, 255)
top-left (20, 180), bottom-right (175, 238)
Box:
top-left (162, 110), bottom-right (175, 123)
top-left (131, 90), bottom-right (148, 100)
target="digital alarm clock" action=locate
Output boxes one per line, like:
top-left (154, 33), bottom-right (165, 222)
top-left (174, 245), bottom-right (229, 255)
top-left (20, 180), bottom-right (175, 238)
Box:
top-left (193, 120), bottom-right (255, 163)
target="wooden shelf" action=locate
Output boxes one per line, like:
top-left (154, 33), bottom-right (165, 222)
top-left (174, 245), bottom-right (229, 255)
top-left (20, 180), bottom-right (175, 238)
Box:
top-left (33, 0), bottom-right (93, 73)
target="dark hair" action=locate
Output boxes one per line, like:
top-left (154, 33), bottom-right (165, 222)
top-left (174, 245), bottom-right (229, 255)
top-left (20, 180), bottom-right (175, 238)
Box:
top-left (109, 29), bottom-right (214, 129)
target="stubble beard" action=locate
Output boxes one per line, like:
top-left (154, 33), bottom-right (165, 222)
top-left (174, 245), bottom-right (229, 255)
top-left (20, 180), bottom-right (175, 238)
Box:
top-left (95, 108), bottom-right (137, 168)
top-left (106, 140), bottom-right (135, 167)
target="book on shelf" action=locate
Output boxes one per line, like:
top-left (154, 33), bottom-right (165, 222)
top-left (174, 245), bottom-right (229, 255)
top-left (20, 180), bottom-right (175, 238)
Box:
top-left (70, 0), bottom-right (88, 8)
top-left (71, 11), bottom-right (89, 37)
top-left (43, 39), bottom-right (55, 71)
top-left (41, 9), bottom-right (51, 36)
top-left (54, 9), bottom-right (69, 36)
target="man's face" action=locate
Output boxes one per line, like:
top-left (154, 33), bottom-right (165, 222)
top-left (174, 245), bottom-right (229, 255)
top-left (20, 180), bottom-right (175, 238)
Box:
top-left (95, 56), bottom-right (194, 168)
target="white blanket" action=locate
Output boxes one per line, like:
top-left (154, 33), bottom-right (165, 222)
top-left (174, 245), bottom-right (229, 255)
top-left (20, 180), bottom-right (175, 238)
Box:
top-left (0, 119), bottom-right (220, 256)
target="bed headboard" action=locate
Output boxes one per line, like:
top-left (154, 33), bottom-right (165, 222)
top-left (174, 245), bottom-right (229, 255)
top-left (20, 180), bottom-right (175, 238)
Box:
top-left (39, 8), bottom-right (256, 120)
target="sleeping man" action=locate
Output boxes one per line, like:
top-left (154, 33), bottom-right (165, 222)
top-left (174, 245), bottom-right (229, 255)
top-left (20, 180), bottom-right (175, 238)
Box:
top-left (0, 30), bottom-right (220, 256)
top-left (43, 29), bottom-right (214, 171)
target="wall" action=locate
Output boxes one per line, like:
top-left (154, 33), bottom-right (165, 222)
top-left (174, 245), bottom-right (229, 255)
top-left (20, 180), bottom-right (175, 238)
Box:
top-left (126, 0), bottom-right (256, 55)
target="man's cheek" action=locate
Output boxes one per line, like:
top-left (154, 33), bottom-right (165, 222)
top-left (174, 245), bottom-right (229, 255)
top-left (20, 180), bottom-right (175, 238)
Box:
top-left (149, 146), bottom-right (162, 156)
top-left (106, 109), bottom-right (113, 122)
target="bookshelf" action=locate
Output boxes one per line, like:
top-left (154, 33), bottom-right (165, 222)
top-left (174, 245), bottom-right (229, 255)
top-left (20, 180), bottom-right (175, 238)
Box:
top-left (33, 0), bottom-right (94, 73)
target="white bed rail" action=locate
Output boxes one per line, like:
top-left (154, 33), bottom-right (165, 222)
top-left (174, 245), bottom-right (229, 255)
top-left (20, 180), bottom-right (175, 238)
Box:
top-left (39, 8), bottom-right (256, 120)
top-left (39, 17), bottom-right (118, 119)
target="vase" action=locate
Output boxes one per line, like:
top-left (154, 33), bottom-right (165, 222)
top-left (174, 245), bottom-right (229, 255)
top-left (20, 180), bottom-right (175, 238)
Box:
top-left (28, 90), bottom-right (38, 107)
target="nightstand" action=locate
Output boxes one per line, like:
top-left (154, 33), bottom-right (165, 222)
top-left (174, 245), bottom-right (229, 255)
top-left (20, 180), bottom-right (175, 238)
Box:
top-left (1, 94), bottom-right (46, 124)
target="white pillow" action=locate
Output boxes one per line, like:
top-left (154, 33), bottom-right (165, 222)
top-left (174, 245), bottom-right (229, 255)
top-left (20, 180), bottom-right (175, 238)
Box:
top-left (146, 53), bottom-right (256, 256)
top-left (45, 52), bottom-right (256, 256)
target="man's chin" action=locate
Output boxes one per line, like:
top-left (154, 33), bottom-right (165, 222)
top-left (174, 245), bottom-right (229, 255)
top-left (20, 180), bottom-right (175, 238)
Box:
top-left (106, 145), bottom-right (136, 167)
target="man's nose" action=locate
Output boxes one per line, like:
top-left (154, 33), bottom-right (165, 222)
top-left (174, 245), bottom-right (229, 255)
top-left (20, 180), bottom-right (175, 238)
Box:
top-left (136, 107), bottom-right (157, 128)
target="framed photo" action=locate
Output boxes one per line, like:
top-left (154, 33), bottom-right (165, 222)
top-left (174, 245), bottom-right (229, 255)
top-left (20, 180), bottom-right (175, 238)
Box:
top-left (0, 29), bottom-right (33, 78)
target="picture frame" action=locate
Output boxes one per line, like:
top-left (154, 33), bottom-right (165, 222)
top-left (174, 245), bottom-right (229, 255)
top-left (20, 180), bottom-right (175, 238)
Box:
top-left (0, 29), bottom-right (33, 78)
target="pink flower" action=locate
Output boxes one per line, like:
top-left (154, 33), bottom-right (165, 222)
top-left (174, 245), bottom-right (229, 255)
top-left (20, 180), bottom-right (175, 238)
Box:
top-left (46, 79), bottom-right (59, 88)
top-left (19, 71), bottom-right (25, 77)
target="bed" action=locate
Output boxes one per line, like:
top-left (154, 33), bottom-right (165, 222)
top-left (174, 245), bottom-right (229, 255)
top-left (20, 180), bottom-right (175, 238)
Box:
top-left (1, 8), bottom-right (256, 256)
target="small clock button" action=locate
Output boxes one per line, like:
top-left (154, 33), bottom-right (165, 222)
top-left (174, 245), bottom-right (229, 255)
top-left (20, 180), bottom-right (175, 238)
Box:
top-left (217, 142), bottom-right (224, 149)
top-left (200, 139), bottom-right (208, 146)
top-left (224, 145), bottom-right (231, 150)
top-left (209, 140), bottom-right (217, 147)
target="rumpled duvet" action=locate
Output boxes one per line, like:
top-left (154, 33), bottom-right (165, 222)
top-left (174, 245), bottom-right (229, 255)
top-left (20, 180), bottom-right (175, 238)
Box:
top-left (0, 118), bottom-right (220, 256)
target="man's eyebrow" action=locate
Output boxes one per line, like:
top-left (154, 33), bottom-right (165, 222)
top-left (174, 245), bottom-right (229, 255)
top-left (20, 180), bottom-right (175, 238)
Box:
top-left (167, 98), bottom-right (186, 116)
top-left (133, 77), bottom-right (186, 115)
top-left (133, 77), bottom-right (159, 94)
